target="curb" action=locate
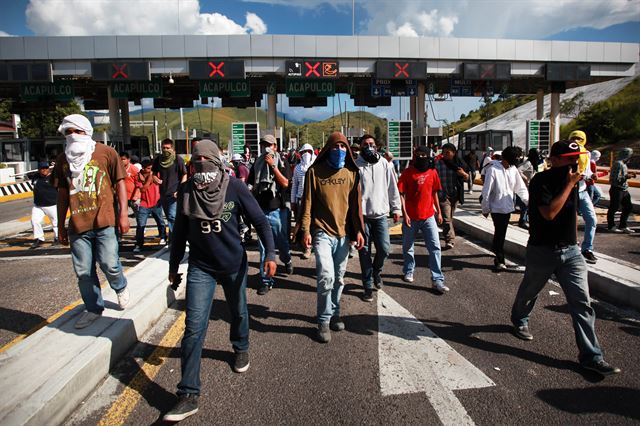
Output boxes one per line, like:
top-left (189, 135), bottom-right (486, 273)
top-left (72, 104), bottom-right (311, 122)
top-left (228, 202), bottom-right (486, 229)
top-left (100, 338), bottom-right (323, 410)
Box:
top-left (0, 247), bottom-right (188, 426)
top-left (453, 208), bottom-right (640, 311)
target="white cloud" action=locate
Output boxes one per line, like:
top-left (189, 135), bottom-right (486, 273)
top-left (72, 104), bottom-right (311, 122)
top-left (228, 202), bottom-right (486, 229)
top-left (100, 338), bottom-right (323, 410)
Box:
top-left (387, 22), bottom-right (418, 37)
top-left (25, 0), bottom-right (267, 36)
top-left (0, 30), bottom-right (14, 37)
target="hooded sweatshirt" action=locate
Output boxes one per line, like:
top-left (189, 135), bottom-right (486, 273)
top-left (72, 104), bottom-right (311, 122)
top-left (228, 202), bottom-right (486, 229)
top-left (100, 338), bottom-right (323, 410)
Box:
top-left (300, 132), bottom-right (364, 240)
top-left (355, 154), bottom-right (401, 219)
top-left (569, 130), bottom-right (593, 192)
top-left (481, 159), bottom-right (529, 215)
top-left (610, 148), bottom-right (633, 190)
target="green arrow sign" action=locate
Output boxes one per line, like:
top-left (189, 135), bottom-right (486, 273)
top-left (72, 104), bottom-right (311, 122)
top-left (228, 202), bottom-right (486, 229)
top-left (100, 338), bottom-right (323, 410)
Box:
top-left (200, 80), bottom-right (250, 98)
top-left (286, 78), bottom-right (335, 97)
top-left (20, 81), bottom-right (74, 101)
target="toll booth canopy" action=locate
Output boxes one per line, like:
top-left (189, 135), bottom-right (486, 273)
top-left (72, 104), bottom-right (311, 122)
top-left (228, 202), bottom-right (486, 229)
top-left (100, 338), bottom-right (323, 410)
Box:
top-left (457, 130), bottom-right (513, 157)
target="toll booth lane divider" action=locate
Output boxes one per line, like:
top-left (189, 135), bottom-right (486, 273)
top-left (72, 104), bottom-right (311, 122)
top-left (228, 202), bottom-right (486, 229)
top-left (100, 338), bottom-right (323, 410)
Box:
top-left (0, 247), bottom-right (188, 426)
top-left (453, 208), bottom-right (640, 311)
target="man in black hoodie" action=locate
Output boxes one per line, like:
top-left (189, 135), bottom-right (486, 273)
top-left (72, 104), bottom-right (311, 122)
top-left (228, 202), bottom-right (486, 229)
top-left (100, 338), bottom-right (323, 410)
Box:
top-left (164, 140), bottom-right (276, 422)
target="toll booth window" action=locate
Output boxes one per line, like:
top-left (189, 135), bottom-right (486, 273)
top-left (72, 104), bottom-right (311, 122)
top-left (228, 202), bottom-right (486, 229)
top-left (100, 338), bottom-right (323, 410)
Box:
top-left (492, 134), bottom-right (507, 151)
top-left (1, 142), bottom-right (24, 162)
top-left (29, 140), bottom-right (45, 161)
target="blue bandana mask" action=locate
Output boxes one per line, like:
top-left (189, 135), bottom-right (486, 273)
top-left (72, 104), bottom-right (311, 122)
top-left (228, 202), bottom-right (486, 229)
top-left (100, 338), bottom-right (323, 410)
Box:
top-left (327, 148), bottom-right (347, 169)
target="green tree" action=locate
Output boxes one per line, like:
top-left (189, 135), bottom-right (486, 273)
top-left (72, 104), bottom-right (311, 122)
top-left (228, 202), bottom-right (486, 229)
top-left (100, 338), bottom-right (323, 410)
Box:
top-left (560, 92), bottom-right (591, 119)
top-left (18, 101), bottom-right (83, 138)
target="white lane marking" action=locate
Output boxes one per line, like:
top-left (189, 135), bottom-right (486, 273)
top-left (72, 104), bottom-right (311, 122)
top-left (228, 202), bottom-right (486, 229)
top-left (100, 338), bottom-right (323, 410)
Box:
top-left (0, 254), bottom-right (72, 261)
top-left (378, 290), bottom-right (495, 426)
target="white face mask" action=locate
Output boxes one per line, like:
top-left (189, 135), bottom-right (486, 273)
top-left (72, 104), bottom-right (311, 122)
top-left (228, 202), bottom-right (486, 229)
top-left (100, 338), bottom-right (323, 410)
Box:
top-left (65, 133), bottom-right (96, 177)
top-left (301, 152), bottom-right (312, 164)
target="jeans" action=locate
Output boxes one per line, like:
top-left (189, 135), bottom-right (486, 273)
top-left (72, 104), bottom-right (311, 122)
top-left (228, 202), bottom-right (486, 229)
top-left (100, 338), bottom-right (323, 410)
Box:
top-left (258, 208), bottom-right (292, 286)
top-left (607, 187), bottom-right (632, 229)
top-left (402, 216), bottom-right (444, 284)
top-left (467, 170), bottom-right (476, 191)
top-left (135, 203), bottom-right (167, 247)
top-left (313, 230), bottom-right (350, 325)
top-left (516, 195), bottom-right (528, 224)
top-left (586, 184), bottom-right (602, 206)
top-left (511, 244), bottom-right (603, 364)
top-left (178, 259), bottom-right (249, 396)
top-left (358, 217), bottom-right (391, 290)
top-left (70, 226), bottom-right (127, 314)
top-left (491, 213), bottom-right (511, 265)
top-left (161, 195), bottom-right (177, 240)
top-left (578, 190), bottom-right (597, 252)
top-left (440, 195), bottom-right (458, 244)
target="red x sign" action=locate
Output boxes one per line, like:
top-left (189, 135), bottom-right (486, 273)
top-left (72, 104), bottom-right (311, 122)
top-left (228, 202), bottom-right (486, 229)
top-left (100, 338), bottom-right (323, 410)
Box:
top-left (305, 62), bottom-right (321, 77)
top-left (112, 63), bottom-right (128, 79)
top-left (394, 63), bottom-right (409, 78)
top-left (208, 61), bottom-right (225, 77)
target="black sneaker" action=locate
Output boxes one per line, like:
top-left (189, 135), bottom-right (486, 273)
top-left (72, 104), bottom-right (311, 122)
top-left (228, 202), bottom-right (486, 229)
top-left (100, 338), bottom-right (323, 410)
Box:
top-left (163, 394), bottom-right (199, 422)
top-left (373, 276), bottom-right (383, 290)
top-left (317, 323), bottom-right (331, 343)
top-left (493, 263), bottom-right (507, 272)
top-left (330, 316), bottom-right (345, 331)
top-left (257, 284), bottom-right (271, 295)
top-left (582, 250), bottom-right (598, 264)
top-left (513, 325), bottom-right (533, 341)
top-left (581, 359), bottom-right (621, 376)
top-left (30, 239), bottom-right (42, 250)
top-left (285, 261), bottom-right (294, 275)
top-left (52, 238), bottom-right (60, 247)
top-left (233, 351), bottom-right (250, 373)
top-left (363, 289), bottom-right (374, 302)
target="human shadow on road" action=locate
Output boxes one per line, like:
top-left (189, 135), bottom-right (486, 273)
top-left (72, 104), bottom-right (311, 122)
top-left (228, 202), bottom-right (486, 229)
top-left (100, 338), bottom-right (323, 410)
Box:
top-left (536, 386), bottom-right (640, 420)
top-left (0, 306), bottom-right (47, 337)
top-left (545, 302), bottom-right (640, 337)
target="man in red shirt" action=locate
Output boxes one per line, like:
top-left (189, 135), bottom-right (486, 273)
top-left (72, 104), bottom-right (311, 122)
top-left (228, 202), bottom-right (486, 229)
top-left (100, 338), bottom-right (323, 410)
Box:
top-left (398, 146), bottom-right (447, 293)
top-left (120, 152), bottom-right (139, 215)
top-left (133, 159), bottom-right (167, 253)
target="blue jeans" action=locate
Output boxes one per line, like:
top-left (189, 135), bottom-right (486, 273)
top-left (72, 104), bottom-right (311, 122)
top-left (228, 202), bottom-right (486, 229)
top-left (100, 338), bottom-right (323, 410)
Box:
top-left (511, 244), bottom-right (603, 364)
top-left (135, 203), bottom-right (167, 247)
top-left (402, 216), bottom-right (444, 284)
top-left (178, 258), bottom-right (249, 396)
top-left (586, 184), bottom-right (601, 206)
top-left (578, 190), bottom-right (597, 252)
top-left (516, 195), bottom-right (528, 224)
top-left (70, 226), bottom-right (127, 314)
top-left (313, 230), bottom-right (350, 325)
top-left (161, 195), bottom-right (177, 240)
top-left (358, 216), bottom-right (391, 290)
top-left (258, 208), bottom-right (292, 286)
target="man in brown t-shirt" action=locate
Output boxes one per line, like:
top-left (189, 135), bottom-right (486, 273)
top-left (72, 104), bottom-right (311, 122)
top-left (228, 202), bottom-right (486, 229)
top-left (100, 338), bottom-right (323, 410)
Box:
top-left (52, 114), bottom-right (131, 329)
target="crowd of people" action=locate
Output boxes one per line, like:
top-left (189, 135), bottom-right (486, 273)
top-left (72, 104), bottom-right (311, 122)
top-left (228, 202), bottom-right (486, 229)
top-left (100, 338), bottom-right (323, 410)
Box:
top-left (33, 113), bottom-right (636, 422)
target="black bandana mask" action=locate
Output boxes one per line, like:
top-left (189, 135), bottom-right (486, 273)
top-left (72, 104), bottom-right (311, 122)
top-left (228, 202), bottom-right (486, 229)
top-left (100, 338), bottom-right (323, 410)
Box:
top-left (192, 160), bottom-right (221, 190)
top-left (415, 156), bottom-right (434, 172)
top-left (361, 146), bottom-right (380, 164)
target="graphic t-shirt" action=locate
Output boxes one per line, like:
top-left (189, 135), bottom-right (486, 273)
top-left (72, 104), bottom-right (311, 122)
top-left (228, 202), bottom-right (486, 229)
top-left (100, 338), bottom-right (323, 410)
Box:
top-left (398, 167), bottom-right (442, 221)
top-left (53, 143), bottom-right (126, 235)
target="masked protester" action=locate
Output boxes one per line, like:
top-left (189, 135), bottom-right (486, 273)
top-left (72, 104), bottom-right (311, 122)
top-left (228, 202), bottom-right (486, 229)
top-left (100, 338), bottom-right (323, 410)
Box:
top-left (435, 143), bottom-right (469, 250)
top-left (607, 147), bottom-right (636, 233)
top-left (290, 143), bottom-right (316, 259)
top-left (164, 140), bottom-right (277, 422)
top-left (29, 161), bottom-right (59, 249)
top-left (398, 146), bottom-right (447, 293)
top-left (301, 132), bottom-right (365, 343)
top-left (152, 138), bottom-right (187, 244)
top-left (355, 135), bottom-right (401, 302)
top-left (510, 140), bottom-right (620, 377)
top-left (52, 114), bottom-right (130, 329)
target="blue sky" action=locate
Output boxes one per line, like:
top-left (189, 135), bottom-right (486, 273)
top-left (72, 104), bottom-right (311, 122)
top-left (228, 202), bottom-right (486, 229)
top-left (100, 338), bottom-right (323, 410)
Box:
top-left (1, 0), bottom-right (639, 124)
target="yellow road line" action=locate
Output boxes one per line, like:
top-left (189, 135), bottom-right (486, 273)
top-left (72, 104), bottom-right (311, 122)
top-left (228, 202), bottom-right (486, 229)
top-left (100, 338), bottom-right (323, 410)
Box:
top-left (98, 312), bottom-right (186, 426)
top-left (0, 192), bottom-right (32, 203)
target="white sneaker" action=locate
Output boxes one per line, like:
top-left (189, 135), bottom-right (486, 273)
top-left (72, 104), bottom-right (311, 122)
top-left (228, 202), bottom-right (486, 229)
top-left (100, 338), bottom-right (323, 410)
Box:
top-left (117, 287), bottom-right (130, 309)
top-left (133, 245), bottom-right (141, 253)
top-left (403, 272), bottom-right (414, 283)
top-left (159, 238), bottom-right (167, 245)
top-left (75, 311), bottom-right (101, 329)
top-left (619, 227), bottom-right (635, 234)
top-left (433, 282), bottom-right (450, 294)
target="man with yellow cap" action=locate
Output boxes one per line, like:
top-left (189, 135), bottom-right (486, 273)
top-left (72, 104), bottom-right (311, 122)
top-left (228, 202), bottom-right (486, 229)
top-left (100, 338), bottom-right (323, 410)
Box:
top-left (568, 130), bottom-right (598, 264)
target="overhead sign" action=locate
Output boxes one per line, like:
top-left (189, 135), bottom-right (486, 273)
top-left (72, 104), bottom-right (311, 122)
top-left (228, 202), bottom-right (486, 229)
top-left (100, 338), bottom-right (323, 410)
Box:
top-left (546, 63), bottom-right (591, 81)
top-left (285, 60), bottom-right (338, 78)
top-left (189, 60), bottom-right (245, 80)
top-left (450, 79), bottom-right (473, 96)
top-left (376, 61), bottom-right (426, 80)
top-left (91, 62), bottom-right (150, 81)
top-left (463, 63), bottom-right (511, 80)
top-left (231, 122), bottom-right (259, 157)
top-left (20, 81), bottom-right (74, 101)
top-left (526, 120), bottom-right (551, 153)
top-left (110, 78), bottom-right (163, 99)
top-left (0, 62), bottom-right (52, 82)
top-left (286, 78), bottom-right (335, 97)
top-left (199, 79), bottom-right (250, 97)
top-left (387, 120), bottom-right (413, 160)
top-left (371, 78), bottom-right (417, 97)
top-left (266, 81), bottom-right (277, 95)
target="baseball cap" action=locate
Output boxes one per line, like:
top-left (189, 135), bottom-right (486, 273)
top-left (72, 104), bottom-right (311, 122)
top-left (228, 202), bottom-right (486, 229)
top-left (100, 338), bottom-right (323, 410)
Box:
top-left (550, 140), bottom-right (588, 157)
top-left (38, 161), bottom-right (49, 169)
top-left (231, 153), bottom-right (243, 161)
top-left (260, 134), bottom-right (277, 146)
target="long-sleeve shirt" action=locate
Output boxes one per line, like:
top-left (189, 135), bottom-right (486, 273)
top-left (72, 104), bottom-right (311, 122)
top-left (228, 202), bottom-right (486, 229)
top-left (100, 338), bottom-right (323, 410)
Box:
top-left (355, 156), bottom-right (401, 219)
top-left (481, 160), bottom-right (529, 215)
top-left (169, 177), bottom-right (275, 275)
top-left (610, 160), bottom-right (629, 190)
top-left (290, 164), bottom-right (307, 205)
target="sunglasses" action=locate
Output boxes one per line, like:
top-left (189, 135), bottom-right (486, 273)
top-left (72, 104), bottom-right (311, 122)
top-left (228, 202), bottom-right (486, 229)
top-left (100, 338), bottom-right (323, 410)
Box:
top-left (64, 128), bottom-right (86, 136)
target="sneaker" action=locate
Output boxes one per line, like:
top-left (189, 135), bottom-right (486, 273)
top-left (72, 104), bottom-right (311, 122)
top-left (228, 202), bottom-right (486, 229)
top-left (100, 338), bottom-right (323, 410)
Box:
top-left (513, 325), bottom-right (533, 341)
top-left (348, 245), bottom-right (357, 258)
top-left (619, 227), bottom-right (635, 234)
top-left (518, 221), bottom-right (529, 230)
top-left (608, 227), bottom-right (623, 233)
top-left (133, 245), bottom-right (142, 254)
top-left (302, 247), bottom-right (312, 259)
top-left (233, 352), bottom-right (250, 373)
top-left (330, 316), bottom-right (345, 332)
top-left (581, 359), bottom-right (621, 376)
top-left (117, 287), bottom-right (130, 309)
top-left (373, 276), bottom-right (383, 290)
top-left (363, 288), bottom-right (374, 302)
top-left (257, 284), bottom-right (271, 295)
top-left (493, 263), bottom-right (507, 272)
top-left (163, 394), bottom-right (199, 422)
top-left (403, 272), bottom-right (414, 283)
top-left (433, 282), bottom-right (450, 294)
top-left (582, 250), bottom-right (598, 264)
top-left (317, 322), bottom-right (331, 343)
top-left (30, 239), bottom-right (43, 250)
top-left (52, 237), bottom-right (60, 247)
top-left (285, 261), bottom-right (294, 275)
top-left (444, 242), bottom-right (454, 250)
top-left (159, 238), bottom-right (167, 245)
top-left (74, 311), bottom-right (101, 329)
